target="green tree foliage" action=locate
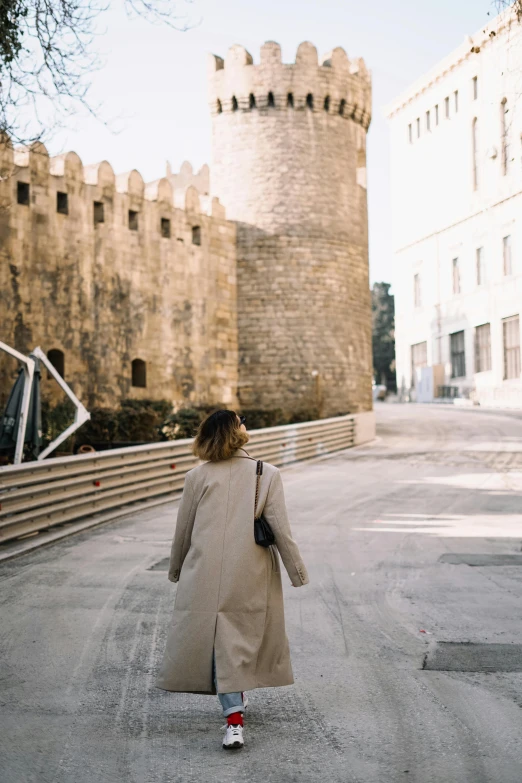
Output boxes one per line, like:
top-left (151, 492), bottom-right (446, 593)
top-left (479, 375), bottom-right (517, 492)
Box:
top-left (39, 398), bottom-right (338, 455)
top-left (41, 397), bottom-right (76, 450)
top-left (0, 0), bottom-right (27, 67)
top-left (161, 407), bottom-right (205, 440)
top-left (74, 399), bottom-right (175, 448)
top-left (371, 282), bottom-right (396, 392)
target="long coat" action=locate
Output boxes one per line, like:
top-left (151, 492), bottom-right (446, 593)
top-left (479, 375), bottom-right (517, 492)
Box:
top-left (155, 448), bottom-right (309, 695)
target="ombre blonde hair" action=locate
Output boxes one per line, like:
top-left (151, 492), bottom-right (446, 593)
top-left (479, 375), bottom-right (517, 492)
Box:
top-left (193, 409), bottom-right (249, 462)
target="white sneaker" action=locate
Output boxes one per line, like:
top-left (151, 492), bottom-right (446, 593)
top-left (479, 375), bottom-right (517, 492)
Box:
top-left (222, 724), bottom-right (244, 749)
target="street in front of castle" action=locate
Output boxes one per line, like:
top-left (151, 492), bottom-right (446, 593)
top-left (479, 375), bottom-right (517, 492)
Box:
top-left (2, 404), bottom-right (522, 783)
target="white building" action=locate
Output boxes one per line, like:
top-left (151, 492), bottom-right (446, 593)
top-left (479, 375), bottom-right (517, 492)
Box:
top-left (387, 7), bottom-right (522, 408)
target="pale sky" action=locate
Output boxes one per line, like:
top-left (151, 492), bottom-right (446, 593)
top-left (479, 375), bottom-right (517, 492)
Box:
top-left (49, 0), bottom-right (496, 286)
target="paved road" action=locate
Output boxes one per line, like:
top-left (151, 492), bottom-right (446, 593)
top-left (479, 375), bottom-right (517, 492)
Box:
top-left (1, 404), bottom-right (522, 783)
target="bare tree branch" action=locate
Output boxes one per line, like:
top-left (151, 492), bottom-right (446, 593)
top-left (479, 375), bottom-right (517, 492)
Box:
top-left (0, 0), bottom-right (196, 145)
top-left (492, 1), bottom-right (522, 19)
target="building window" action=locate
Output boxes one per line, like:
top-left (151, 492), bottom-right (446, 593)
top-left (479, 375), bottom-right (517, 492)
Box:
top-left (216, 99), bottom-right (223, 114)
top-left (249, 93), bottom-right (256, 109)
top-left (17, 181), bottom-right (30, 205)
top-left (426, 110), bottom-right (431, 131)
top-left (192, 225), bottom-right (201, 246)
top-left (287, 93), bottom-right (294, 108)
top-left (454, 90), bottom-right (459, 112)
top-left (450, 331), bottom-right (466, 378)
top-left (435, 104), bottom-right (439, 125)
top-left (324, 95), bottom-right (330, 112)
top-left (503, 316), bottom-right (521, 379)
top-left (268, 92), bottom-right (275, 107)
top-left (408, 123), bottom-right (412, 143)
top-left (232, 96), bottom-right (238, 111)
top-left (306, 93), bottom-right (314, 110)
top-left (47, 349), bottom-right (65, 378)
top-left (445, 96), bottom-right (450, 118)
top-left (501, 98), bottom-right (509, 174)
top-left (476, 247), bottom-right (485, 286)
top-left (472, 117), bottom-right (479, 190)
top-left (416, 117), bottom-right (420, 138)
top-left (413, 273), bottom-right (421, 307)
top-left (475, 323), bottom-right (491, 373)
top-left (131, 358), bottom-right (147, 388)
top-left (56, 191), bottom-right (69, 215)
top-left (128, 210), bottom-right (139, 231)
top-left (93, 201), bottom-right (104, 225)
top-left (452, 257), bottom-right (460, 295)
top-left (161, 218), bottom-right (171, 238)
top-left (339, 98), bottom-right (346, 116)
top-left (472, 76), bottom-right (478, 100)
top-left (503, 235), bottom-right (512, 276)
top-left (411, 341), bottom-right (428, 388)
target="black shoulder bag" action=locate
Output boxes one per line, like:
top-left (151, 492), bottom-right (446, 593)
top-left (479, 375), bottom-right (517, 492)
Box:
top-left (254, 460), bottom-right (275, 547)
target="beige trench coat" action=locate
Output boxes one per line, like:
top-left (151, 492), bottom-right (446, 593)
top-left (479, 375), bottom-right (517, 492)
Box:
top-left (155, 448), bottom-right (309, 695)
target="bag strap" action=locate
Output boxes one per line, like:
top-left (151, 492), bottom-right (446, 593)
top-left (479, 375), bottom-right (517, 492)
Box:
top-left (254, 460), bottom-right (263, 519)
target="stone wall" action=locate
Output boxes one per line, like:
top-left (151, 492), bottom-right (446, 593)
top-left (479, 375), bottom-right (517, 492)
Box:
top-left (208, 41), bottom-right (373, 416)
top-left (0, 141), bottom-right (238, 411)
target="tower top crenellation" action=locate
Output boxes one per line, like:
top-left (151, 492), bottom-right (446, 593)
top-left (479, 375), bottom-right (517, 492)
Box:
top-left (208, 41), bottom-right (371, 129)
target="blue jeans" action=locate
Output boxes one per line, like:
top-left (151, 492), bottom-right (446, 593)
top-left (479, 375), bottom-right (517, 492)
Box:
top-left (212, 650), bottom-right (245, 718)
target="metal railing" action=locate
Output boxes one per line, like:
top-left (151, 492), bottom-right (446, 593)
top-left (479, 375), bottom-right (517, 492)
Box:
top-left (0, 414), bottom-right (356, 546)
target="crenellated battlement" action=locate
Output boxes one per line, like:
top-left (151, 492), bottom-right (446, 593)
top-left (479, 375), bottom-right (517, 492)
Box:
top-left (208, 38), bottom-right (373, 417)
top-left (0, 135), bottom-right (239, 413)
top-left (208, 41), bottom-right (371, 129)
top-left (0, 138), bottom-right (221, 220)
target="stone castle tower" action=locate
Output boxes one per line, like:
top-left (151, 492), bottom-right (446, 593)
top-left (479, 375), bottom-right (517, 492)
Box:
top-left (208, 41), bottom-right (373, 417)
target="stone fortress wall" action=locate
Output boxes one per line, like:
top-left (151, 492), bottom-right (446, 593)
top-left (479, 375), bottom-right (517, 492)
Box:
top-left (208, 42), bottom-right (373, 416)
top-left (1, 39), bottom-right (373, 420)
top-left (0, 141), bottom-right (238, 410)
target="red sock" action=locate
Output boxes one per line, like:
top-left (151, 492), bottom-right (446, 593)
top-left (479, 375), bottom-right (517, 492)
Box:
top-left (227, 712), bottom-right (243, 727)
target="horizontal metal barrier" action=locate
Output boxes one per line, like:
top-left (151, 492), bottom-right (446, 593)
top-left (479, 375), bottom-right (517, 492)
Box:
top-left (0, 414), bottom-right (356, 547)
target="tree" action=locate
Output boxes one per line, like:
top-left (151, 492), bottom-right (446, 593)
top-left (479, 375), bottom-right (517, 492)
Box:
top-left (371, 282), bottom-right (396, 392)
top-left (0, 0), bottom-right (195, 145)
top-left (494, 1), bottom-right (522, 17)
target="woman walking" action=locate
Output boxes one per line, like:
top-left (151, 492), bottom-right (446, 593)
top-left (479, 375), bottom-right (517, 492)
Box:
top-left (155, 410), bottom-right (309, 749)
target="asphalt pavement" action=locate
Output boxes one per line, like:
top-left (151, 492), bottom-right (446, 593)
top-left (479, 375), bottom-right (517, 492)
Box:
top-left (1, 403), bottom-right (522, 783)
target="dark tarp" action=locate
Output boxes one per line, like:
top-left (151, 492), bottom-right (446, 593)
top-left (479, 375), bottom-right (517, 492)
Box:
top-left (0, 356), bottom-right (42, 458)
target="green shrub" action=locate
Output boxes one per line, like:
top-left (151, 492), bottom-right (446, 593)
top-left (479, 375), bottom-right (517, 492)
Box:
top-left (41, 398), bottom-right (76, 451)
top-left (72, 400), bottom-right (336, 448)
top-left (116, 406), bottom-right (162, 441)
top-left (120, 398), bottom-right (172, 419)
top-left (238, 408), bottom-right (287, 430)
top-left (74, 407), bottom-right (118, 445)
top-left (160, 406), bottom-right (212, 440)
top-left (75, 399), bottom-right (174, 445)
top-left (287, 408), bottom-right (321, 424)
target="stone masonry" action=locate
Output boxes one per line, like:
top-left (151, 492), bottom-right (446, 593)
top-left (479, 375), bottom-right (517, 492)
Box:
top-left (0, 40), bottom-right (373, 418)
top-left (209, 42), bottom-right (373, 416)
top-left (0, 144), bottom-right (238, 410)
